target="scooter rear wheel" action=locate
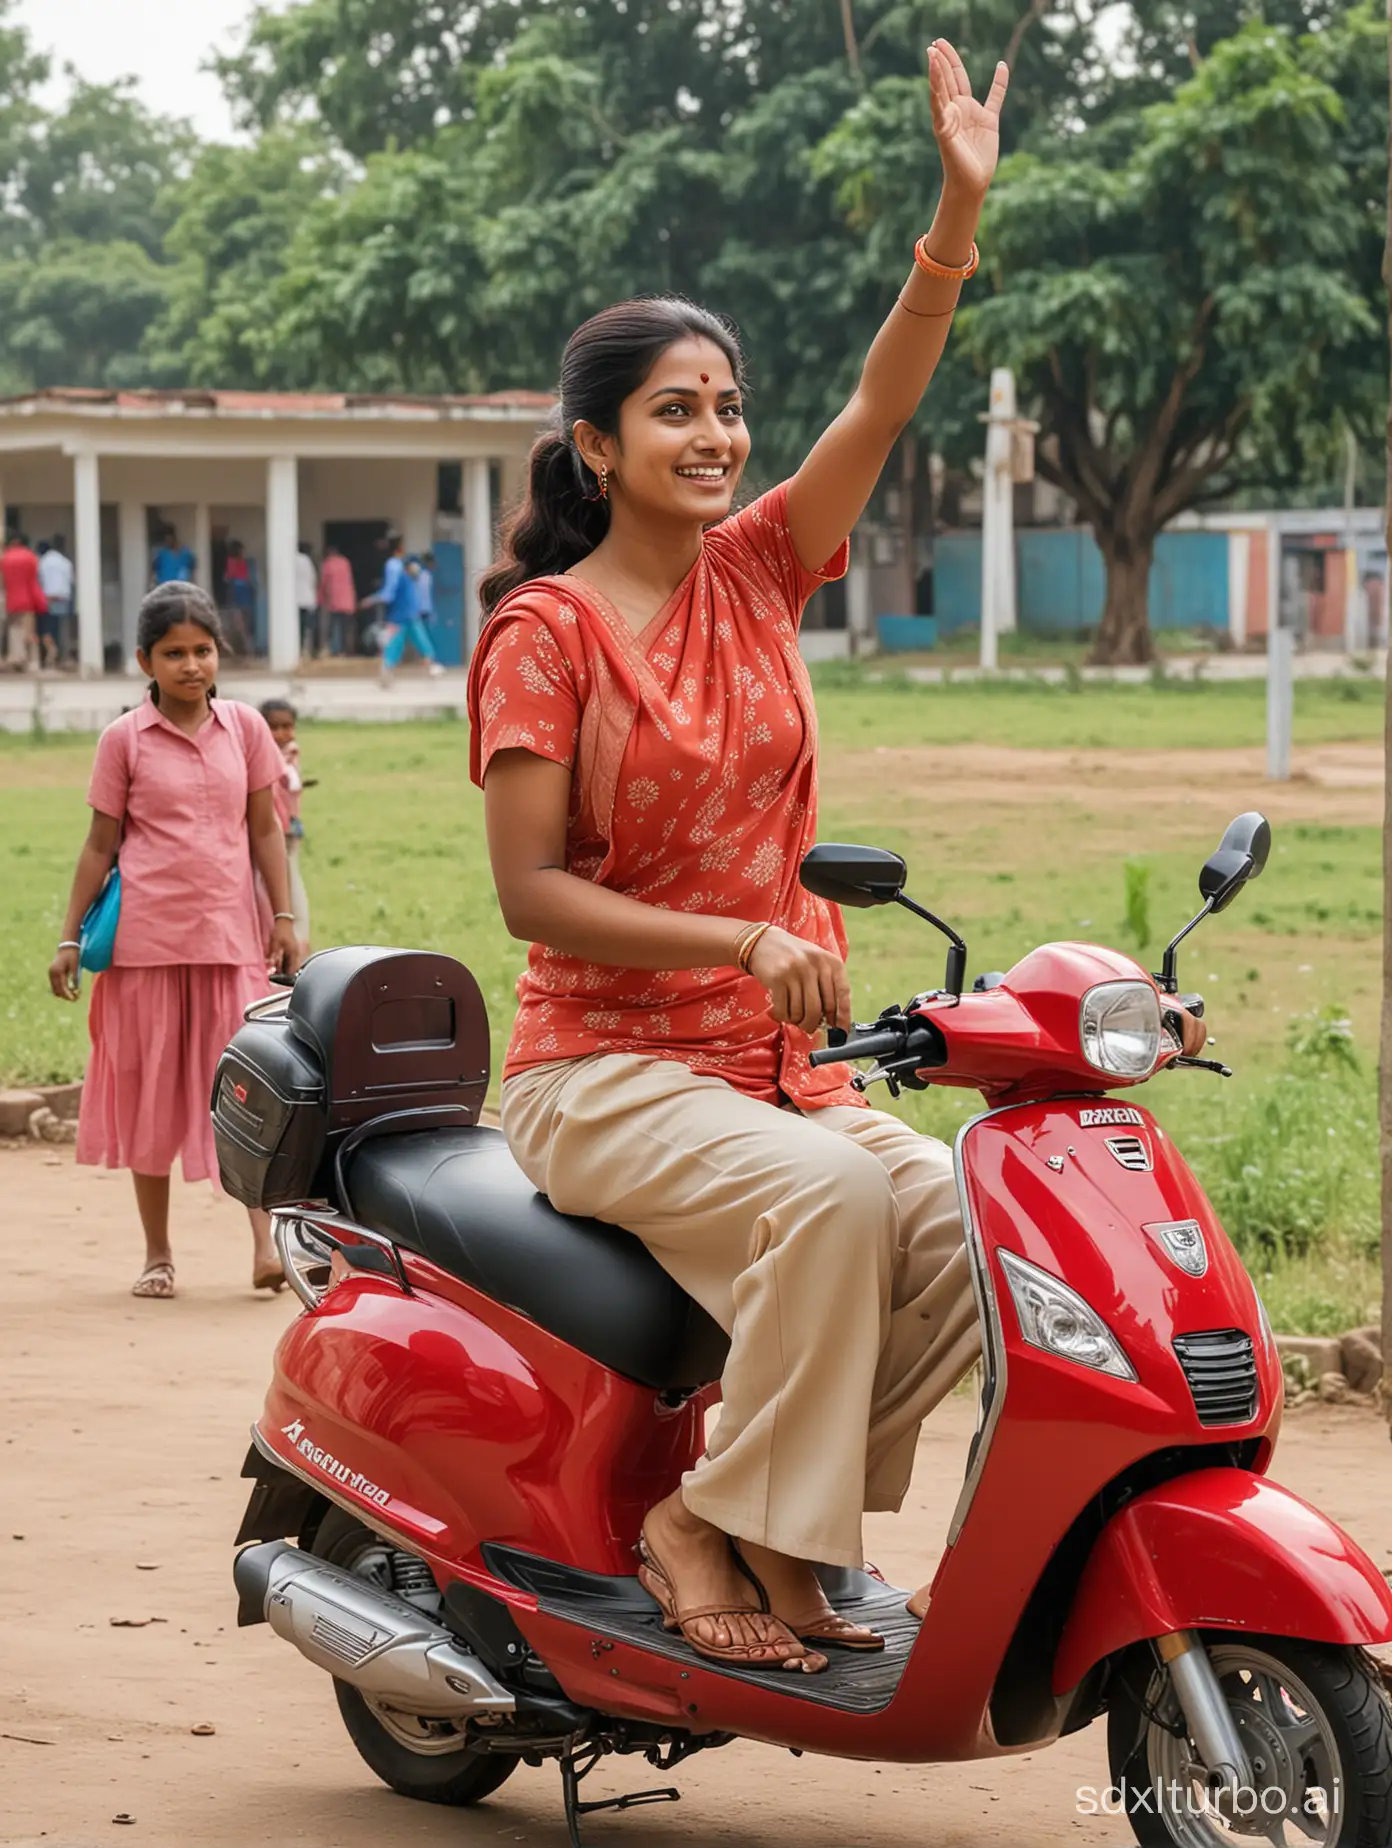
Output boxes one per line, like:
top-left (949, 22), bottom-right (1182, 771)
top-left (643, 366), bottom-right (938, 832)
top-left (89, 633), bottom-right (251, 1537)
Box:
top-left (311, 1507), bottom-right (521, 1807)
top-left (1106, 1634), bottom-right (1392, 1848)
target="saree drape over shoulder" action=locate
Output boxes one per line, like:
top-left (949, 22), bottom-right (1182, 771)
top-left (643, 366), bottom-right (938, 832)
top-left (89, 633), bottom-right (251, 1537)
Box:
top-left (467, 483), bottom-right (860, 1111)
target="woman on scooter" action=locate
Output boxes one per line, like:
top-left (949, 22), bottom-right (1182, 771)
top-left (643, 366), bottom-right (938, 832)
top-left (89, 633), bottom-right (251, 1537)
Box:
top-left (470, 42), bottom-right (1202, 1677)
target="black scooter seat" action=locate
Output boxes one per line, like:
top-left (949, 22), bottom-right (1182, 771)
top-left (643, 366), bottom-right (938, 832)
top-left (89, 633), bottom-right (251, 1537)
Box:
top-left (344, 1126), bottom-right (730, 1392)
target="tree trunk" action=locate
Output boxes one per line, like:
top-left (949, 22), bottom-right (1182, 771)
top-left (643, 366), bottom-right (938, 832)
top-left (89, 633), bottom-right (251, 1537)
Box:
top-left (1378, 0), bottom-right (1392, 1435)
top-left (1091, 530), bottom-right (1156, 665)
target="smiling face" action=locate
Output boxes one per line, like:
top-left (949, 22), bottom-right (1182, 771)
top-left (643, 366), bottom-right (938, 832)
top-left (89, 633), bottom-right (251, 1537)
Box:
top-left (576, 335), bottom-right (750, 526)
top-left (137, 620), bottom-right (219, 704)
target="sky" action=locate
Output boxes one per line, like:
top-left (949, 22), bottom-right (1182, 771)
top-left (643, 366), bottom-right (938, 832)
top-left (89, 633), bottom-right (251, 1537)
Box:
top-left (15, 0), bottom-right (259, 141)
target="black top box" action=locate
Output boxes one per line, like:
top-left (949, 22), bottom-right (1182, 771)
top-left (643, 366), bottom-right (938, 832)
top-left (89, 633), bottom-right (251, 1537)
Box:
top-left (213, 947), bottom-right (490, 1211)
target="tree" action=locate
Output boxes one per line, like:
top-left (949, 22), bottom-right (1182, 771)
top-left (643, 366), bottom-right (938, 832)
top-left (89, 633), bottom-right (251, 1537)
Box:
top-left (0, 4), bottom-right (194, 391)
top-left (11, 76), bottom-right (194, 255)
top-left (0, 241), bottom-right (171, 390)
top-left (956, 25), bottom-right (1377, 661)
top-left (142, 130), bottom-right (344, 388)
top-left (1380, 0), bottom-right (1392, 1441)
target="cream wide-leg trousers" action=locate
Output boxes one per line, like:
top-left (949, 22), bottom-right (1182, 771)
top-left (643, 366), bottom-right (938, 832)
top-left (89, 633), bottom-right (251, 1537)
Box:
top-left (501, 1053), bottom-right (982, 1569)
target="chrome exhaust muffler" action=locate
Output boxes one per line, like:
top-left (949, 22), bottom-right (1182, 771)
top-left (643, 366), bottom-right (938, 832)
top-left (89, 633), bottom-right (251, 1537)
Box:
top-left (234, 1540), bottom-right (516, 1719)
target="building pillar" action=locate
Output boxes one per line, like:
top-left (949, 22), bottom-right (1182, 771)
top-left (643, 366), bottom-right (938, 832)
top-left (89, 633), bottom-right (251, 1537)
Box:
top-left (73, 450), bottom-right (103, 678)
top-left (193, 501), bottom-right (213, 597)
top-left (265, 455), bottom-right (299, 671)
top-left (463, 456), bottom-right (493, 658)
top-left (118, 500), bottom-right (146, 672)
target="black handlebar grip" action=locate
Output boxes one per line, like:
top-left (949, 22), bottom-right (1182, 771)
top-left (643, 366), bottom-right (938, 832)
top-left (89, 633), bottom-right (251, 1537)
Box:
top-left (809, 1027), bottom-right (908, 1068)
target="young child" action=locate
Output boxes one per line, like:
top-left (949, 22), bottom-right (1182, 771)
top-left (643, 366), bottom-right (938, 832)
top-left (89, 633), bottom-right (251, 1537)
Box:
top-left (260, 698), bottom-right (311, 960)
top-left (49, 583), bottom-right (300, 1300)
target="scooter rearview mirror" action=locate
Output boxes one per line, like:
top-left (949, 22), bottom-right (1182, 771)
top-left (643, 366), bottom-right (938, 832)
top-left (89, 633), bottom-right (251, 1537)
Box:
top-left (800, 843), bottom-right (908, 909)
top-left (1198, 812), bottom-right (1271, 915)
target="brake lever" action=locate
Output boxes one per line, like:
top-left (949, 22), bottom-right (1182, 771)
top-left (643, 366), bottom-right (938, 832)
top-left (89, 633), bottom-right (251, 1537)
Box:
top-left (1170, 1054), bottom-right (1232, 1078)
top-left (852, 1054), bottom-right (933, 1098)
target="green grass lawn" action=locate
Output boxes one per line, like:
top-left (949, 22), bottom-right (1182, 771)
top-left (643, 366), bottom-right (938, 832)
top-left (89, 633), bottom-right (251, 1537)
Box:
top-left (2, 672), bottom-right (1383, 1333)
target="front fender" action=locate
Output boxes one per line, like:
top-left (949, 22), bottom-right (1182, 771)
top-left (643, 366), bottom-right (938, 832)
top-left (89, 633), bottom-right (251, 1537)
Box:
top-left (1053, 1467), bottom-right (1392, 1695)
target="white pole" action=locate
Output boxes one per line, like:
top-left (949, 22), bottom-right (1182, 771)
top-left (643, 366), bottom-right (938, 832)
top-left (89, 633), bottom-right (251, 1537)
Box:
top-left (1342, 424), bottom-right (1363, 654)
top-left (73, 450), bottom-right (103, 678)
top-left (118, 499), bottom-right (146, 674)
top-left (463, 456), bottom-right (493, 660)
top-left (193, 500), bottom-right (213, 598)
top-left (1268, 624), bottom-right (1294, 780)
top-left (265, 455), bottom-right (300, 672)
top-left (980, 367), bottom-right (1017, 670)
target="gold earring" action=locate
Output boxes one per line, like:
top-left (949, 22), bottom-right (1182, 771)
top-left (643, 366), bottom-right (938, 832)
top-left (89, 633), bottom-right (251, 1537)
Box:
top-left (599, 464), bottom-right (609, 501)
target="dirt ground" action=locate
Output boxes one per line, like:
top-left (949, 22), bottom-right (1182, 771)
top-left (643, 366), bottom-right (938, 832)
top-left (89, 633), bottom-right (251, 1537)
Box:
top-left (841, 742), bottom-right (1384, 827)
top-left (4, 1147), bottom-right (1392, 1848)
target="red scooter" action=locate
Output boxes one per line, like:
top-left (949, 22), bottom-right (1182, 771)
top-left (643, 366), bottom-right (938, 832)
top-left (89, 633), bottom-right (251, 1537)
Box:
top-left (221, 813), bottom-right (1392, 1848)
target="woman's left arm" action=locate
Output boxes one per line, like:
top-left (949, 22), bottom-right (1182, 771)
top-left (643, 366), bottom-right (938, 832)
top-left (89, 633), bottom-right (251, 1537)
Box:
top-left (785, 40), bottom-right (1008, 572)
top-left (247, 785), bottom-right (300, 974)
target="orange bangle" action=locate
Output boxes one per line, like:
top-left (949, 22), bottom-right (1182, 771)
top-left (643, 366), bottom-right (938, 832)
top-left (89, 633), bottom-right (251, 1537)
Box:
top-left (913, 234), bottom-right (979, 281)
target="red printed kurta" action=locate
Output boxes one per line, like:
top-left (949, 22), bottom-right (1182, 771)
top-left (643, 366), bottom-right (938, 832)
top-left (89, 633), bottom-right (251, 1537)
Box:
top-left (467, 483), bottom-right (861, 1110)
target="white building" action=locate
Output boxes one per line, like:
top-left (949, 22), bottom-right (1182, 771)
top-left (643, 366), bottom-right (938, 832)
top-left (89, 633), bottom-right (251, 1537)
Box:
top-left (0, 387), bottom-right (553, 674)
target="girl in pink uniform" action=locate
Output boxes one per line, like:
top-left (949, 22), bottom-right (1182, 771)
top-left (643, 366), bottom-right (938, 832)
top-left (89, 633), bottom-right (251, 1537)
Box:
top-left (48, 584), bottom-right (300, 1299)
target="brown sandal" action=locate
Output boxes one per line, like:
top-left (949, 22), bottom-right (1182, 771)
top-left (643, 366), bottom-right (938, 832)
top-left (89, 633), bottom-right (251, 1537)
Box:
top-left (637, 1531), bottom-right (825, 1674)
top-left (780, 1608), bottom-right (886, 1652)
top-left (132, 1261), bottom-right (175, 1300)
top-left (730, 1544), bottom-right (885, 1653)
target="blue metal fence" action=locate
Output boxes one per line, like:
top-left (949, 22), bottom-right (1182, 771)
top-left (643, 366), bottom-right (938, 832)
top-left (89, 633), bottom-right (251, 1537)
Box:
top-left (930, 529), bottom-right (1229, 636)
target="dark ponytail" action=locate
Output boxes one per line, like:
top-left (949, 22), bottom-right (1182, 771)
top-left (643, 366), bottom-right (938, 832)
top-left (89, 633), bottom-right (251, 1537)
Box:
top-left (136, 581), bottom-right (225, 706)
top-left (481, 295), bottom-right (747, 616)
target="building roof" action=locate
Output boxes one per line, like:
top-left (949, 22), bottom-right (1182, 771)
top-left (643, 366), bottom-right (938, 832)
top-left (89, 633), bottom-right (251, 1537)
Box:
top-left (0, 386), bottom-right (555, 424)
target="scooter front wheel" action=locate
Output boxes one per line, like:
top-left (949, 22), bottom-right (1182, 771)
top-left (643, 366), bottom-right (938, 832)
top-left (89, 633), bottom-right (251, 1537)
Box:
top-left (310, 1507), bottom-right (521, 1807)
top-left (1107, 1634), bottom-right (1392, 1848)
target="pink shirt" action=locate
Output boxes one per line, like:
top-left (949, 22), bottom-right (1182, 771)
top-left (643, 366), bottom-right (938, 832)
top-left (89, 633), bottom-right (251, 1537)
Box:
top-left (318, 554), bottom-right (356, 613)
top-left (87, 696), bottom-right (284, 968)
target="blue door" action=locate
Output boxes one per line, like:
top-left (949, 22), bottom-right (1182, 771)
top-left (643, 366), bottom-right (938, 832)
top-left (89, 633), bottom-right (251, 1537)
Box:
top-left (432, 541), bottom-right (464, 667)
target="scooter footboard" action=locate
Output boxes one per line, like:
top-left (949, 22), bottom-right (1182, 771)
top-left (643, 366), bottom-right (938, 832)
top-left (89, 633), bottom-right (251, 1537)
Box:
top-left (1053, 1466), bottom-right (1392, 1695)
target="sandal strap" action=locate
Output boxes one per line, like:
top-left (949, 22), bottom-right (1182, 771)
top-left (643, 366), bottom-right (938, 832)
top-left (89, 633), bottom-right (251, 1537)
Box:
top-left (671, 1601), bottom-right (770, 1628)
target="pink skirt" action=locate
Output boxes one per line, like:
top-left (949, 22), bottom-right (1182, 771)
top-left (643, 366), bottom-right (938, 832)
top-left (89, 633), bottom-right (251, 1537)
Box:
top-left (77, 963), bottom-right (272, 1185)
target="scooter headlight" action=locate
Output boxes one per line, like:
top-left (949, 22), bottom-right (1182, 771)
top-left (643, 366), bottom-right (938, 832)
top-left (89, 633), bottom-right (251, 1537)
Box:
top-left (1080, 979), bottom-right (1162, 1079)
top-left (997, 1249), bottom-right (1138, 1380)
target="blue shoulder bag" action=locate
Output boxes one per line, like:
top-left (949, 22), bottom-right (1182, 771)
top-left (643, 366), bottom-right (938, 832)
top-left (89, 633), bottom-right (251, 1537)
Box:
top-left (79, 865), bottom-right (122, 973)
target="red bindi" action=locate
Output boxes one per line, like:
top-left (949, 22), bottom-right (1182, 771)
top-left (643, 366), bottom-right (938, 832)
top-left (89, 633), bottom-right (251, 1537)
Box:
top-left (700, 372), bottom-right (709, 384)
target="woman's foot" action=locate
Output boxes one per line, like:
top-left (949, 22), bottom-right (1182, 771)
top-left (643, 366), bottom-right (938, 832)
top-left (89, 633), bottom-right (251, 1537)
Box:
top-left (249, 1209), bottom-right (283, 1291)
top-left (639, 1493), bottom-right (826, 1673)
top-left (132, 1260), bottom-right (175, 1299)
top-left (737, 1540), bottom-right (886, 1652)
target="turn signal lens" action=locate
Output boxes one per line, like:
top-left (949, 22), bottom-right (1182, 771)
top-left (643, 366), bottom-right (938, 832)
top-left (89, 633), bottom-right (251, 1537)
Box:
top-left (1080, 980), bottom-right (1162, 1079)
top-left (997, 1248), bottom-right (1137, 1379)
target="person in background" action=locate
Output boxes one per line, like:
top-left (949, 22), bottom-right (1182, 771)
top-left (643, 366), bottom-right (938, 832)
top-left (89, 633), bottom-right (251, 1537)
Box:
top-left (414, 550), bottom-right (436, 629)
top-left (361, 533), bottom-right (444, 688)
top-left (48, 582), bottom-right (299, 1300)
top-left (295, 541), bottom-right (319, 660)
top-left (37, 534), bottom-right (74, 668)
top-left (318, 543), bottom-right (357, 657)
top-left (2, 532), bottom-right (47, 671)
top-left (260, 697), bottom-right (311, 960)
top-left (152, 526), bottom-right (195, 586)
top-left (221, 538), bottom-right (255, 656)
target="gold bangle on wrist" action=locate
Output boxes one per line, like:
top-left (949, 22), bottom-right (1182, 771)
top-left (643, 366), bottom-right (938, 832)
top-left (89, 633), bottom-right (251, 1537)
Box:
top-left (735, 921), bottom-right (773, 973)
